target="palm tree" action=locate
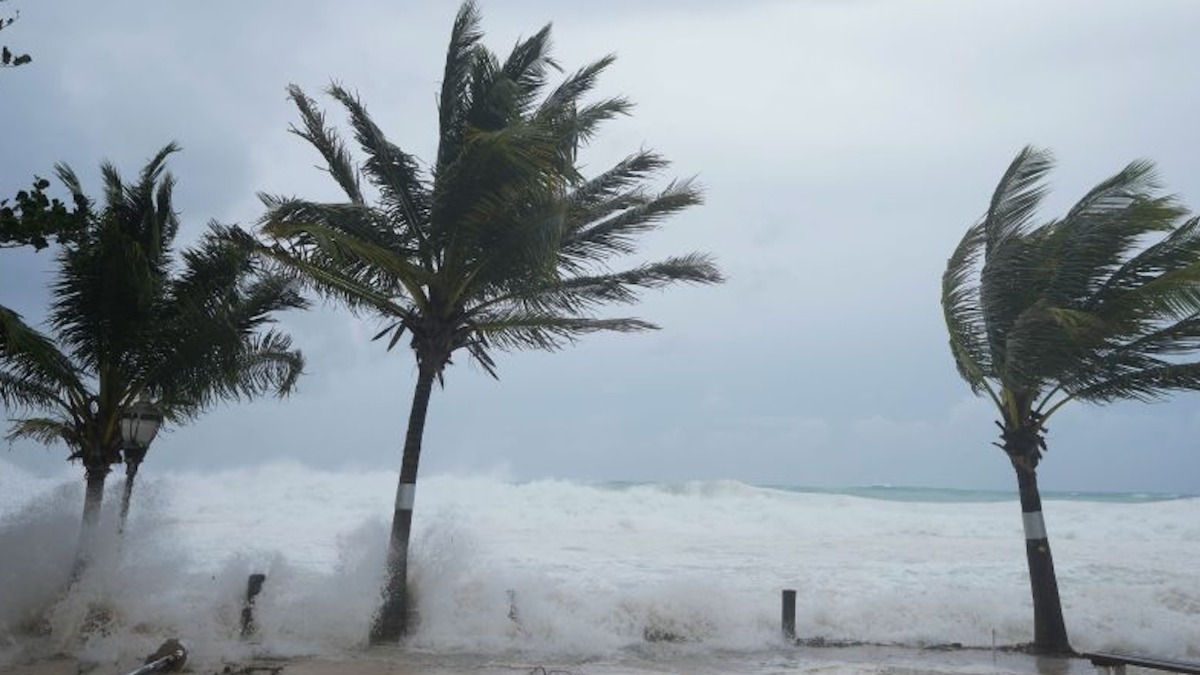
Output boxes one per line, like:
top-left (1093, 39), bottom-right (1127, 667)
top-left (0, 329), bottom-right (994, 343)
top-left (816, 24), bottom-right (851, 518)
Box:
top-left (942, 146), bottom-right (1200, 654)
top-left (254, 1), bottom-right (722, 642)
top-left (0, 144), bottom-right (307, 571)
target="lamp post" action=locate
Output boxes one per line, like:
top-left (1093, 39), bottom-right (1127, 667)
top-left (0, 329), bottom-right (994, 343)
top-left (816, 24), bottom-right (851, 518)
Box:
top-left (117, 397), bottom-right (163, 534)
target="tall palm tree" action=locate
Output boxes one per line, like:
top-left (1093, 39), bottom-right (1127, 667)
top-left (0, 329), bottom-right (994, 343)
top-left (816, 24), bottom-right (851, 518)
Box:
top-left (0, 144), bottom-right (307, 571)
top-left (942, 146), bottom-right (1200, 654)
top-left (255, 1), bottom-right (722, 642)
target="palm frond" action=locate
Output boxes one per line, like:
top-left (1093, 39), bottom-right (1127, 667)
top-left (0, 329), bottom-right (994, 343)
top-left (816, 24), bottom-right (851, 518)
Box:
top-left (167, 330), bottom-right (304, 414)
top-left (941, 220), bottom-right (992, 393)
top-left (436, 0), bottom-right (486, 173)
top-left (53, 163), bottom-right (90, 212)
top-left (259, 207), bottom-right (432, 304)
top-left (536, 54), bottom-right (617, 121)
top-left (559, 96), bottom-right (633, 149)
top-left (984, 145), bottom-right (1053, 254)
top-left (0, 305), bottom-right (85, 411)
top-left (326, 84), bottom-right (431, 249)
top-left (561, 178), bottom-right (703, 272)
top-left (1041, 161), bottom-right (1181, 305)
top-left (1071, 361), bottom-right (1200, 403)
top-left (1090, 218), bottom-right (1200, 325)
top-left (4, 416), bottom-right (77, 447)
top-left (473, 311), bottom-right (657, 352)
top-left (287, 84), bottom-right (364, 204)
top-left (250, 235), bottom-right (418, 319)
top-left (472, 253), bottom-right (721, 319)
top-left (0, 370), bottom-right (70, 413)
top-left (499, 24), bottom-right (557, 116)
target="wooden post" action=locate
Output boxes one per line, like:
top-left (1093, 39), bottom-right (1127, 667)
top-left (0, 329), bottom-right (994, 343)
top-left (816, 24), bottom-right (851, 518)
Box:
top-left (240, 573), bottom-right (267, 638)
top-left (507, 589), bottom-right (519, 623)
top-left (781, 589), bottom-right (797, 641)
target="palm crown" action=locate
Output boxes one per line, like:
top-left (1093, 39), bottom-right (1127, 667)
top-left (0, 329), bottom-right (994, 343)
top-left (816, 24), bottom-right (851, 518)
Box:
top-left (257, 2), bottom-right (721, 380)
top-left (943, 146), bottom-right (1200, 457)
top-left (1, 144), bottom-right (306, 475)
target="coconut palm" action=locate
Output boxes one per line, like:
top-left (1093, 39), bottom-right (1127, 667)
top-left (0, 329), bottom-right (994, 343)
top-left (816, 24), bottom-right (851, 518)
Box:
top-left (942, 146), bottom-right (1200, 654)
top-left (255, 1), bottom-right (722, 642)
top-left (0, 144), bottom-right (306, 570)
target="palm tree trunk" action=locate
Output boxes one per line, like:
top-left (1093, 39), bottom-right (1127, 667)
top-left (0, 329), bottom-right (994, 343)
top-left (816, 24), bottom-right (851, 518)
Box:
top-left (370, 362), bottom-right (438, 644)
top-left (73, 458), bottom-right (110, 578)
top-left (1011, 459), bottom-right (1072, 655)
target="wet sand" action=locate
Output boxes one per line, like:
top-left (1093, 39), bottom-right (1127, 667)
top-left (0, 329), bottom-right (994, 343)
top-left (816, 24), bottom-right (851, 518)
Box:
top-left (0, 645), bottom-right (1106, 675)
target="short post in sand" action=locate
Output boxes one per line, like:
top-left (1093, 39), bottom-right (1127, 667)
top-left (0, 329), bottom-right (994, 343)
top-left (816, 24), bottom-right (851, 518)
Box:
top-left (241, 573), bottom-right (267, 638)
top-left (781, 589), bottom-right (797, 640)
top-left (507, 589), bottom-right (519, 623)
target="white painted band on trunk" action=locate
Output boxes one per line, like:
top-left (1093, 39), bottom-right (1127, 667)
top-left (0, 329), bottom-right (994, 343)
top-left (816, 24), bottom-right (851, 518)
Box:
top-left (396, 483), bottom-right (416, 511)
top-left (1022, 511), bottom-right (1047, 540)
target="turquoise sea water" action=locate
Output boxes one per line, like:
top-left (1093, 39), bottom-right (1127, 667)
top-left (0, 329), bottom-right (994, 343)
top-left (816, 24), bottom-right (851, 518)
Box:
top-left (596, 481), bottom-right (1197, 504)
top-left (773, 484), bottom-right (1197, 503)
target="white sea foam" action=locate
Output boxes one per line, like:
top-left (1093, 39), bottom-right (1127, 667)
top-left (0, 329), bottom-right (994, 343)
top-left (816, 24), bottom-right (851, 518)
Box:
top-left (0, 459), bottom-right (1197, 670)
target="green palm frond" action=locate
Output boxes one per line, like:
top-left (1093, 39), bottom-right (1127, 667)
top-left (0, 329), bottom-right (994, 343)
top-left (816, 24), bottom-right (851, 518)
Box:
top-left (287, 84), bottom-right (364, 204)
top-left (163, 329), bottom-right (304, 418)
top-left (250, 234), bottom-right (417, 318)
top-left (0, 370), bottom-right (69, 413)
top-left (260, 196), bottom-right (416, 265)
top-left (1110, 314), bottom-right (1200, 357)
top-left (941, 221), bottom-right (993, 394)
top-left (984, 146), bottom-right (1053, 254)
top-left (1072, 361), bottom-right (1200, 404)
top-left (1095, 217), bottom-right (1200, 303)
top-left (258, 209), bottom-right (431, 305)
top-left (537, 54), bottom-right (617, 121)
top-left (326, 84), bottom-right (431, 245)
top-left (470, 253), bottom-right (720, 318)
top-left (1093, 234), bottom-right (1200, 327)
top-left (4, 416), bottom-right (78, 447)
top-left (1042, 164), bottom-right (1182, 306)
top-left (0, 305), bottom-right (85, 411)
top-left (473, 311), bottom-right (657, 352)
top-left (53, 163), bottom-right (89, 212)
top-left (560, 97), bottom-right (633, 149)
top-left (436, 0), bottom-right (486, 173)
top-left (980, 221), bottom-right (1057, 381)
top-left (561, 178), bottom-right (703, 272)
top-left (499, 24), bottom-right (557, 116)
top-left (945, 146), bottom-right (1200, 426)
top-left (1003, 303), bottom-right (1108, 389)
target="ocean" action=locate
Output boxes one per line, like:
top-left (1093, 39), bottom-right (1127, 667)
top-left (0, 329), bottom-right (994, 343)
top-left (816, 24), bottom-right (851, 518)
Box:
top-left (1, 460), bottom-right (1197, 674)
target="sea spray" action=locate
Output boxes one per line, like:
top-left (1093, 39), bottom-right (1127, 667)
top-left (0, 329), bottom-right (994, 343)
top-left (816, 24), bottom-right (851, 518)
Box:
top-left (1, 459), bottom-right (1198, 667)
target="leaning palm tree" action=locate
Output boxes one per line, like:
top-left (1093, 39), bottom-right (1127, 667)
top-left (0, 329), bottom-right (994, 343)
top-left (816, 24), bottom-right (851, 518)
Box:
top-left (255, 1), bottom-right (722, 642)
top-left (0, 144), bottom-right (306, 571)
top-left (942, 146), bottom-right (1200, 654)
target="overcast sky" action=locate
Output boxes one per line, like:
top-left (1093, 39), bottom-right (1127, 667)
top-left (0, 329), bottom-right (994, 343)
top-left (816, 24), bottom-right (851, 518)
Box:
top-left (2, 0), bottom-right (1199, 493)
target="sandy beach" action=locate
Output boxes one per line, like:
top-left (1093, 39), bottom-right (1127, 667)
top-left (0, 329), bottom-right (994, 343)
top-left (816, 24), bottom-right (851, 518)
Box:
top-left (0, 645), bottom-right (1107, 675)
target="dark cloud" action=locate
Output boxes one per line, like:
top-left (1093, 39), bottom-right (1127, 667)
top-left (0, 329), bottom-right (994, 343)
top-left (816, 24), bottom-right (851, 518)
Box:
top-left (3, 0), bottom-right (1200, 493)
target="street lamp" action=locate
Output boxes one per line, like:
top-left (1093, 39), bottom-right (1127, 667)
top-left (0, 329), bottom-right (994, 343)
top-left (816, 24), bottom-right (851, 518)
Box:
top-left (119, 398), bottom-right (164, 453)
top-left (117, 397), bottom-right (164, 533)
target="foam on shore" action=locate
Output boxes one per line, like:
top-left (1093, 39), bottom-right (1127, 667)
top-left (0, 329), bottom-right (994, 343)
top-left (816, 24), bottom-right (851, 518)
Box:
top-left (1, 461), bottom-right (1197, 671)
